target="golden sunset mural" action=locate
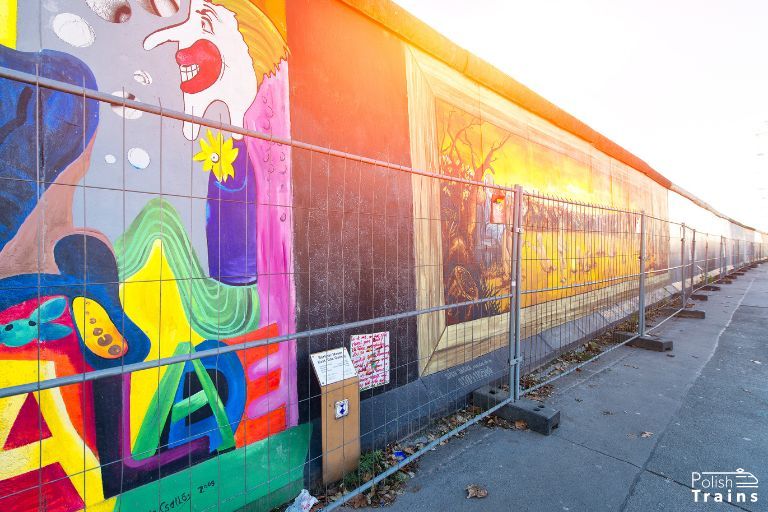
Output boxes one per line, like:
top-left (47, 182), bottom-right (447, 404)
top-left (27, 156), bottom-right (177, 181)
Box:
top-left (408, 48), bottom-right (671, 373)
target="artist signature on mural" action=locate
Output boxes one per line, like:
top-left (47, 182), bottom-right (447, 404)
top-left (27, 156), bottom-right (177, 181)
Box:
top-left (146, 480), bottom-right (216, 512)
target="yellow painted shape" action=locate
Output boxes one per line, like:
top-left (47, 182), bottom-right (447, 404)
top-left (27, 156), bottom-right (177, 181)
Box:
top-left (0, 0), bottom-right (17, 49)
top-left (521, 229), bottom-right (641, 306)
top-left (119, 239), bottom-right (205, 450)
top-left (0, 361), bottom-right (104, 506)
top-left (72, 297), bottom-right (127, 359)
top-left (77, 497), bottom-right (117, 512)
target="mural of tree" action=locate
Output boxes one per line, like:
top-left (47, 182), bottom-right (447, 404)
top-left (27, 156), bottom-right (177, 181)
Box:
top-left (438, 106), bottom-right (512, 324)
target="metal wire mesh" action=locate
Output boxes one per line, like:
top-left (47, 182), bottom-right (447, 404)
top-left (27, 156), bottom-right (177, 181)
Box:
top-left (519, 194), bottom-right (642, 373)
top-left (0, 63), bottom-right (766, 512)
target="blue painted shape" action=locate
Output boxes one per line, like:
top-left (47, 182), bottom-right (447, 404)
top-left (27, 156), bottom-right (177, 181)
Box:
top-left (168, 339), bottom-right (246, 452)
top-left (0, 297), bottom-right (72, 347)
top-left (0, 46), bottom-right (99, 250)
top-left (0, 236), bottom-right (151, 367)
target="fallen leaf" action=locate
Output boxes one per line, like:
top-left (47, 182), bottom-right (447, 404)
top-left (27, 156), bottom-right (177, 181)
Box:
top-left (466, 484), bottom-right (488, 499)
top-left (514, 419), bottom-right (528, 430)
top-left (348, 494), bottom-right (368, 508)
top-left (640, 431), bottom-right (653, 438)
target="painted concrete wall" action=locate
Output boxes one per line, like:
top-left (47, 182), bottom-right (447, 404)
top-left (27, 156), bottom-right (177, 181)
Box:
top-left (0, 1), bottom-right (763, 511)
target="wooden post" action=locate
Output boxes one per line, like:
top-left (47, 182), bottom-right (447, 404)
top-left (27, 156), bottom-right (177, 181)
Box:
top-left (321, 376), bottom-right (361, 484)
top-left (310, 347), bottom-right (361, 484)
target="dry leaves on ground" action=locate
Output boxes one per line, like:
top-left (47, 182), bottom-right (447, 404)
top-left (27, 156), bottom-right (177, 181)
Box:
top-left (347, 494), bottom-right (369, 508)
top-left (466, 484), bottom-right (488, 499)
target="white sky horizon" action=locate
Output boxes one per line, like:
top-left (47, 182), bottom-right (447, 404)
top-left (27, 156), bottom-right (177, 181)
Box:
top-left (393, 0), bottom-right (768, 232)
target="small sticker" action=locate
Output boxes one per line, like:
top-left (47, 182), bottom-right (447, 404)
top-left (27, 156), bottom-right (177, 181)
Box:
top-left (335, 398), bottom-right (349, 419)
top-left (490, 192), bottom-right (507, 224)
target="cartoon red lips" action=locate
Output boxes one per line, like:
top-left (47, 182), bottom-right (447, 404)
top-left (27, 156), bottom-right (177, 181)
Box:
top-left (175, 39), bottom-right (222, 94)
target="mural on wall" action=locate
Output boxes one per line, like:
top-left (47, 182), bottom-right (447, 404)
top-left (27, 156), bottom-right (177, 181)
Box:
top-left (406, 48), bottom-right (670, 374)
top-left (0, 1), bottom-right (307, 511)
top-left (0, 1), bottom-right (761, 509)
top-left (436, 99), bottom-right (669, 324)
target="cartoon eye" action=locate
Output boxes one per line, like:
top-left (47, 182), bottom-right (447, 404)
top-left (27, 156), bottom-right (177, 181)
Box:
top-left (201, 15), bottom-right (214, 35)
top-left (4, 324), bottom-right (12, 331)
top-left (28, 320), bottom-right (36, 327)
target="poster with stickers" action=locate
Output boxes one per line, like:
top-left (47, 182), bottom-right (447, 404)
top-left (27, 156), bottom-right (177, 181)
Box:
top-left (350, 332), bottom-right (390, 391)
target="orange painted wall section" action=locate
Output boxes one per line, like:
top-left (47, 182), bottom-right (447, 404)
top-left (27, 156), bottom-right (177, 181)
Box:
top-left (288, 0), bottom-right (412, 165)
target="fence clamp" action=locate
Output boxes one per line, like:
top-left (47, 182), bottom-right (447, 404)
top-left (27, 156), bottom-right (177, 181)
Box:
top-left (514, 227), bottom-right (525, 234)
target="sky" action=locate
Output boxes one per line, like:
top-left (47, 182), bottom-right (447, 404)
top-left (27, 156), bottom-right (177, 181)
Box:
top-left (393, 0), bottom-right (768, 231)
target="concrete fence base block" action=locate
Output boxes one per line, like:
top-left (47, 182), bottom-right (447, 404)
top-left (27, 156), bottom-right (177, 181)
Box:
top-left (658, 308), bottom-right (706, 319)
top-left (702, 285), bottom-right (721, 291)
top-left (472, 386), bottom-right (560, 435)
top-left (629, 336), bottom-right (674, 352)
top-left (690, 293), bottom-right (708, 301)
top-left (614, 331), bottom-right (673, 352)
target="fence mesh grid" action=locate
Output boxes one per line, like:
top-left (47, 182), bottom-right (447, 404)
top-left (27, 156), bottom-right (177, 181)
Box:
top-left (0, 64), bottom-right (765, 512)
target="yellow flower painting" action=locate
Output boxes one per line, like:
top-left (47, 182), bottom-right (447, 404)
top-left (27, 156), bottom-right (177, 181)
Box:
top-left (193, 129), bottom-right (239, 182)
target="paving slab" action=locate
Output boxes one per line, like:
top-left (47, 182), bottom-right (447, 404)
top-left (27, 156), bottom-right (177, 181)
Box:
top-left (623, 471), bottom-right (726, 512)
top-left (374, 426), bottom-right (639, 512)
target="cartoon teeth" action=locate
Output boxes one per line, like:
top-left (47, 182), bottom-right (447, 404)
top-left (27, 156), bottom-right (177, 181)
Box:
top-left (179, 64), bottom-right (200, 82)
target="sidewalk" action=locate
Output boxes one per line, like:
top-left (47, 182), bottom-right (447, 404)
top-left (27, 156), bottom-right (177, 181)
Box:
top-left (378, 266), bottom-right (768, 512)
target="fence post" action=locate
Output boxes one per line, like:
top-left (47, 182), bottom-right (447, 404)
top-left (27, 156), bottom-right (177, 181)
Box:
top-left (680, 224), bottom-right (687, 308)
top-left (638, 211), bottom-right (647, 337)
top-left (509, 185), bottom-right (524, 401)
top-left (721, 236), bottom-right (726, 279)
top-left (690, 229), bottom-right (697, 293)
top-left (704, 237), bottom-right (709, 285)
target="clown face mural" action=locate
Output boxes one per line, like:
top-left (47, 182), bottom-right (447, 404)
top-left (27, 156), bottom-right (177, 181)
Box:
top-left (142, 0), bottom-right (293, 288)
top-left (143, 0), bottom-right (287, 140)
